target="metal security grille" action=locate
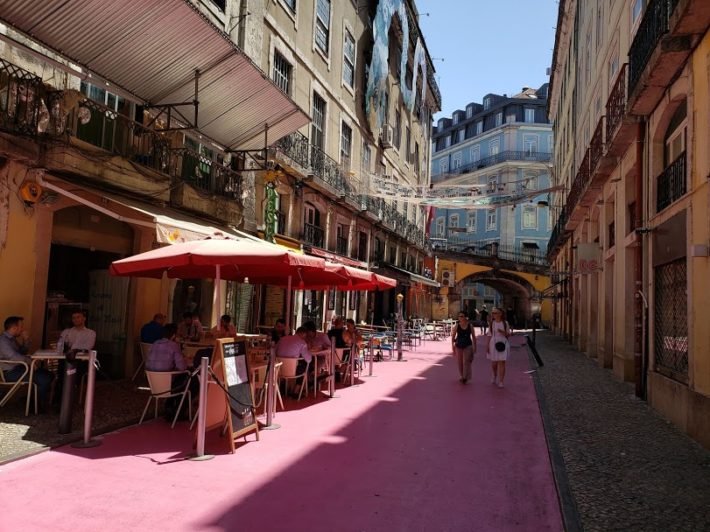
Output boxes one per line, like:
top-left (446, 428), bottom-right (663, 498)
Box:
top-left (654, 258), bottom-right (688, 382)
top-left (272, 51), bottom-right (292, 95)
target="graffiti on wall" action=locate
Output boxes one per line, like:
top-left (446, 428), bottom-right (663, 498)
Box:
top-left (365, 0), bottom-right (428, 135)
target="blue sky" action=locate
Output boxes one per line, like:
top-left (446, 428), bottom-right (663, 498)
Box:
top-left (417, 0), bottom-right (559, 119)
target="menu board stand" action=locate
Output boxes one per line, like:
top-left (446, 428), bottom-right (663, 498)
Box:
top-left (204, 338), bottom-right (259, 453)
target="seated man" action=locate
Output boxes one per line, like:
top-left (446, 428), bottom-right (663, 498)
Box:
top-left (275, 326), bottom-right (311, 396)
top-left (211, 314), bottom-right (236, 339)
top-left (302, 321), bottom-right (331, 352)
top-left (271, 318), bottom-right (287, 344)
top-left (146, 323), bottom-right (191, 419)
top-left (61, 310), bottom-right (96, 352)
top-left (177, 312), bottom-right (203, 342)
top-left (140, 313), bottom-right (165, 344)
top-left (327, 316), bottom-right (347, 348)
top-left (0, 316), bottom-right (52, 411)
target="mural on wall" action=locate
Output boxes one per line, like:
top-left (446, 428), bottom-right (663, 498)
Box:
top-left (365, 0), bottom-right (428, 135)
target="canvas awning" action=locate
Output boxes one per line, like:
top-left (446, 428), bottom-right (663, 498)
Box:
top-left (39, 177), bottom-right (259, 245)
top-left (0, 0), bottom-right (310, 150)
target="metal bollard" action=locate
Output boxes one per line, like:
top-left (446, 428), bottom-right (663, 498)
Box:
top-left (261, 346), bottom-right (280, 430)
top-left (73, 350), bottom-right (101, 448)
top-left (58, 355), bottom-right (77, 434)
top-left (189, 356), bottom-right (213, 460)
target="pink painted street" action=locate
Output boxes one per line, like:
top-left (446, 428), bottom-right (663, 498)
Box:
top-left (0, 336), bottom-right (561, 532)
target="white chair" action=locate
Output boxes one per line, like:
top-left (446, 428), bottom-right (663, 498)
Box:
top-left (251, 361), bottom-right (283, 414)
top-left (0, 361), bottom-right (38, 414)
top-left (276, 357), bottom-right (309, 401)
top-left (131, 342), bottom-right (152, 382)
top-left (139, 370), bottom-right (192, 428)
top-left (334, 348), bottom-right (354, 386)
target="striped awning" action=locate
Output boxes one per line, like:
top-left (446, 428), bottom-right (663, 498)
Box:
top-left (0, 0), bottom-right (310, 150)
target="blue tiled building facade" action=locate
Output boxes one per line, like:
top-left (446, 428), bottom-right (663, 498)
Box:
top-left (429, 85), bottom-right (553, 311)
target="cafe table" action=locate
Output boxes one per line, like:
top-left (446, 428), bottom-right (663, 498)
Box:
top-left (26, 349), bottom-right (90, 416)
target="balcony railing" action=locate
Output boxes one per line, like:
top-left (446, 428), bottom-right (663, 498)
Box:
top-left (566, 148), bottom-right (591, 216)
top-left (606, 64), bottom-right (628, 141)
top-left (273, 130), bottom-right (310, 169)
top-left (656, 151), bottom-right (686, 212)
top-left (0, 58), bottom-right (43, 136)
top-left (628, 0), bottom-right (681, 96)
top-left (170, 148), bottom-right (243, 201)
top-left (590, 117), bottom-right (605, 174)
top-left (436, 238), bottom-right (549, 267)
top-left (547, 208), bottom-right (569, 258)
top-left (303, 222), bottom-right (324, 248)
top-left (444, 151), bottom-right (552, 177)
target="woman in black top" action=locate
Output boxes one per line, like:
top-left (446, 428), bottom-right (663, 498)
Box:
top-left (451, 312), bottom-right (477, 384)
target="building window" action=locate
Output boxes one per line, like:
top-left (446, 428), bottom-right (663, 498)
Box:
top-left (609, 54), bottom-right (619, 85)
top-left (362, 142), bottom-right (371, 174)
top-left (495, 113), bottom-right (502, 127)
top-left (343, 29), bottom-right (355, 88)
top-left (394, 110), bottom-right (402, 149)
top-left (453, 113), bottom-right (459, 125)
top-left (487, 174), bottom-right (499, 192)
top-left (272, 51), bottom-right (292, 95)
top-left (471, 145), bottom-right (480, 162)
top-left (486, 209), bottom-right (497, 230)
top-left (522, 206), bottom-right (538, 229)
top-left (315, 0), bottom-right (331, 56)
top-left (436, 217), bottom-right (445, 237)
top-left (439, 159), bottom-right (449, 174)
top-left (632, 0), bottom-right (646, 28)
top-left (523, 135), bottom-right (538, 156)
top-left (489, 139), bottom-right (499, 157)
top-left (525, 174), bottom-right (538, 190)
top-left (466, 106), bottom-right (473, 119)
top-left (452, 153), bottom-right (462, 170)
top-left (414, 142), bottom-right (420, 175)
top-left (467, 213), bottom-right (477, 233)
top-left (281, 0), bottom-right (296, 12)
top-left (476, 121), bottom-right (483, 135)
top-left (484, 97), bottom-right (491, 110)
top-left (406, 126), bottom-right (411, 163)
top-left (450, 214), bottom-right (459, 229)
top-left (311, 93), bottom-right (326, 149)
top-left (341, 121), bottom-right (352, 169)
top-left (457, 129), bottom-right (465, 143)
top-left (524, 108), bottom-right (535, 123)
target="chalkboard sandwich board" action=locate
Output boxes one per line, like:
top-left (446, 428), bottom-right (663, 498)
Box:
top-left (215, 338), bottom-right (259, 452)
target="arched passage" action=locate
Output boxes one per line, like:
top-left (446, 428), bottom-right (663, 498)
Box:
top-left (457, 269), bottom-right (537, 328)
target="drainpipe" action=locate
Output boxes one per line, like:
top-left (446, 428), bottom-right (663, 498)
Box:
top-left (637, 120), bottom-right (648, 399)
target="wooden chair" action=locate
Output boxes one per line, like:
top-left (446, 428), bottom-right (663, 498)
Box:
top-left (0, 361), bottom-right (38, 414)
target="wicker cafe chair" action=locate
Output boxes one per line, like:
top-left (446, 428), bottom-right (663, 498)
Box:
top-left (0, 361), bottom-right (38, 414)
top-left (140, 370), bottom-right (192, 429)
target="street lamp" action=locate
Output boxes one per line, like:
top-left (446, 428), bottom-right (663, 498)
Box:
top-left (396, 292), bottom-right (405, 361)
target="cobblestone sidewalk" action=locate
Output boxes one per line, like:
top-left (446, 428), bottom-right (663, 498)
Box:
top-left (531, 332), bottom-right (710, 532)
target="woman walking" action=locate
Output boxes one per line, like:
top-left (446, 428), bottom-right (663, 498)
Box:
top-left (451, 312), bottom-right (476, 384)
top-left (487, 307), bottom-right (510, 388)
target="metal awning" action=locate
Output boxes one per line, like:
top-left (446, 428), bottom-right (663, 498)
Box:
top-left (0, 0), bottom-right (310, 150)
top-left (374, 264), bottom-right (440, 288)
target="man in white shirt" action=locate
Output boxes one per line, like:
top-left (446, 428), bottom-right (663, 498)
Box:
top-left (61, 311), bottom-right (96, 352)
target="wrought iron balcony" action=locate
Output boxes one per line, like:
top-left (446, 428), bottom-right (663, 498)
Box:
top-left (606, 65), bottom-right (627, 141)
top-left (0, 58), bottom-right (43, 136)
top-left (547, 208), bottom-right (569, 259)
top-left (590, 117), bottom-right (605, 174)
top-left (303, 222), bottom-right (324, 248)
top-left (628, 0), bottom-right (681, 97)
top-left (436, 237), bottom-right (549, 268)
top-left (442, 151), bottom-right (552, 178)
top-left (170, 148), bottom-right (243, 201)
top-left (656, 151), bottom-right (686, 212)
top-left (46, 91), bottom-right (171, 174)
top-left (273, 130), bottom-right (310, 169)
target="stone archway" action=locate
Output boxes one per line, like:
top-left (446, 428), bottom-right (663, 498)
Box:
top-left (457, 269), bottom-right (537, 328)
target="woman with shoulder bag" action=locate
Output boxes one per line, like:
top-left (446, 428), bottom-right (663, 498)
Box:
top-left (486, 307), bottom-right (510, 388)
top-left (451, 312), bottom-right (476, 384)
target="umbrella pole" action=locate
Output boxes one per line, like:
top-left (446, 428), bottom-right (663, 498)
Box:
top-left (264, 275), bottom-right (291, 430)
top-left (213, 264), bottom-right (222, 324)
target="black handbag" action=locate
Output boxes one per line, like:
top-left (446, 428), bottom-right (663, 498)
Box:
top-left (495, 341), bottom-right (506, 352)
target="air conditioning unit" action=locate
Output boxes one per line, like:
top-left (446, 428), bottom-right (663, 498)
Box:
top-left (441, 269), bottom-right (455, 287)
top-left (381, 124), bottom-right (394, 149)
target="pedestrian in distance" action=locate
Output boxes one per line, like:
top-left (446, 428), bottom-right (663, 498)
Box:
top-left (487, 307), bottom-right (510, 388)
top-left (451, 312), bottom-right (476, 384)
top-left (479, 306), bottom-right (489, 335)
